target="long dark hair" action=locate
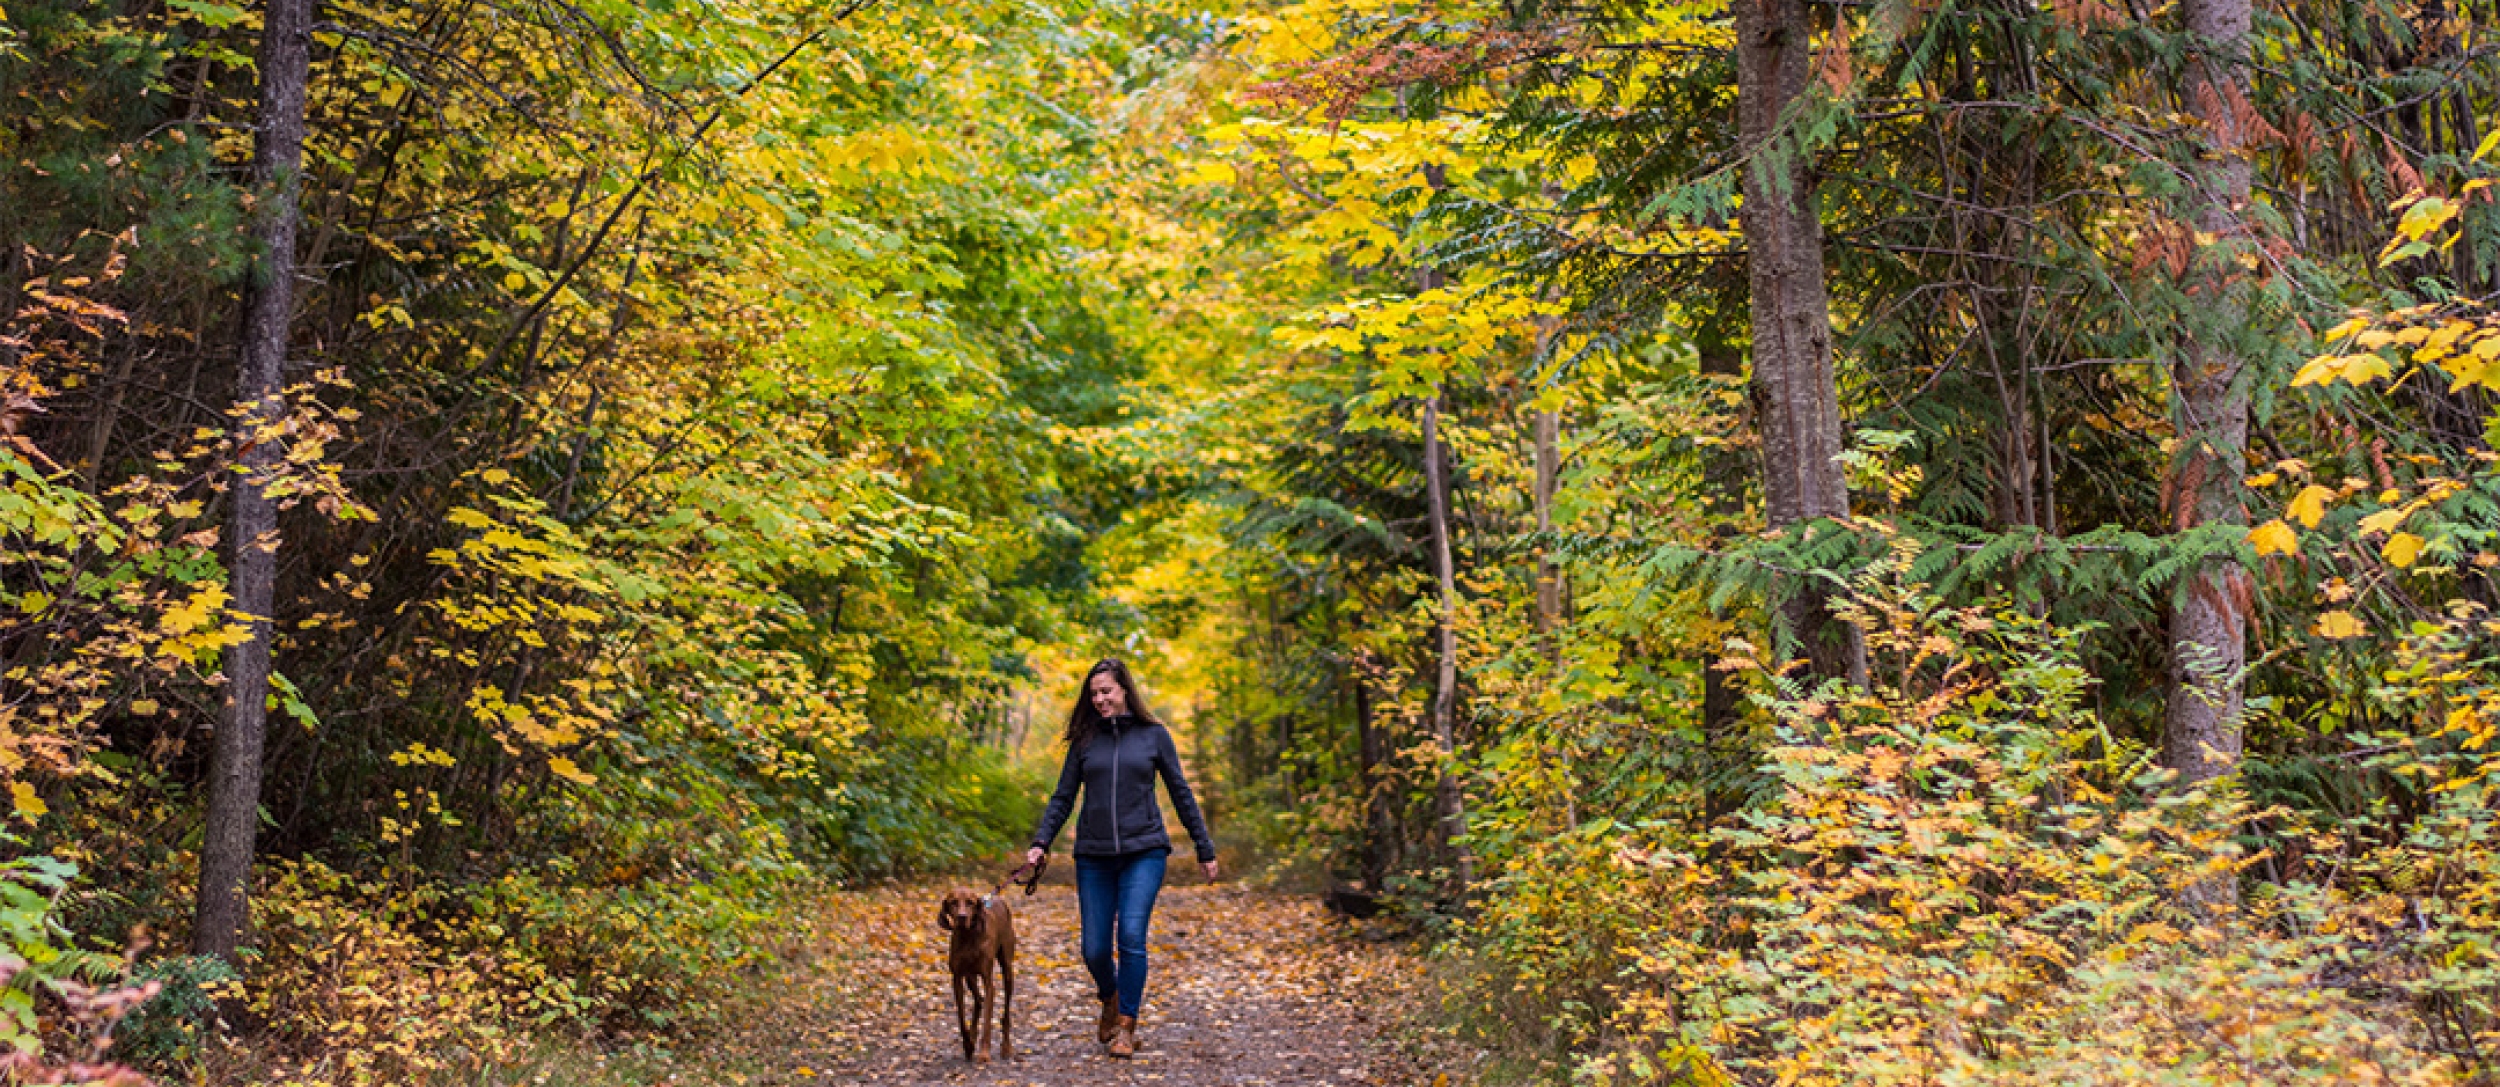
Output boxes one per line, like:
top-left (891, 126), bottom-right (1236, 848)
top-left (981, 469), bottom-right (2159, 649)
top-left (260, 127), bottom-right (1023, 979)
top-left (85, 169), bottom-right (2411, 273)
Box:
top-left (1063, 658), bottom-right (1161, 750)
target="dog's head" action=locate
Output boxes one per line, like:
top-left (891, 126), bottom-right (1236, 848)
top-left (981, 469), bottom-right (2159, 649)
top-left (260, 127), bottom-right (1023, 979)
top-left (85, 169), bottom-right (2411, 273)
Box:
top-left (937, 888), bottom-right (986, 936)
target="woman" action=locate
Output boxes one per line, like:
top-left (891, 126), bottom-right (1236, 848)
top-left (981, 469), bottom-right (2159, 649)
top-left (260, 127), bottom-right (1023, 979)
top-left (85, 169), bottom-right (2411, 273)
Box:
top-left (1025, 658), bottom-right (1218, 1060)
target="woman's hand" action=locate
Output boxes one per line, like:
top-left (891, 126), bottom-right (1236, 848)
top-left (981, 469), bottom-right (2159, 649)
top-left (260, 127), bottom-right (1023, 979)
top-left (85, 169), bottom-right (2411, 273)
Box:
top-left (1201, 858), bottom-right (1219, 882)
top-left (1026, 845), bottom-right (1046, 869)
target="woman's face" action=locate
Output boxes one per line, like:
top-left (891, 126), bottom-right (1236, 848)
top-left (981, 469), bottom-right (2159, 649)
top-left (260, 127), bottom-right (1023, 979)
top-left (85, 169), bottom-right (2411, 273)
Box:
top-left (1088, 672), bottom-right (1129, 717)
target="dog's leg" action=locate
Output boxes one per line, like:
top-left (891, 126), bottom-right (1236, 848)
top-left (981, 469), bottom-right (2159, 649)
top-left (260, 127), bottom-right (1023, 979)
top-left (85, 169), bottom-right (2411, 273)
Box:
top-left (972, 967), bottom-right (994, 1063)
top-left (998, 950), bottom-right (1015, 1061)
top-left (953, 973), bottom-right (974, 1060)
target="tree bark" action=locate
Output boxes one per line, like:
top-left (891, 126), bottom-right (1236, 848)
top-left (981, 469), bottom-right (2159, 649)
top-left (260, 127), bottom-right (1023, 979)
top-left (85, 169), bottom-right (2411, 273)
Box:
top-left (1352, 674), bottom-right (1396, 893)
top-left (2159, 0), bottom-right (2255, 792)
top-left (1697, 329), bottom-right (1749, 820)
top-left (1736, 0), bottom-right (1867, 686)
top-left (1421, 393), bottom-right (1470, 889)
top-left (194, 0), bottom-right (313, 963)
top-left (1530, 248), bottom-right (1566, 641)
top-left (1532, 407), bottom-right (1561, 635)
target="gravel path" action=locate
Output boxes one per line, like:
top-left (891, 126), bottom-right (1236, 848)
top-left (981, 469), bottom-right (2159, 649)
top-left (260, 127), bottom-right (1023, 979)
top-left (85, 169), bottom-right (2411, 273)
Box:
top-left (790, 876), bottom-right (1426, 1086)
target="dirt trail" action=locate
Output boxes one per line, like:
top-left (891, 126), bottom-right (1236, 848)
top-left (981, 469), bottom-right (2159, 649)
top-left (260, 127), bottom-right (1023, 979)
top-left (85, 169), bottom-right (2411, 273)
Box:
top-left (775, 878), bottom-right (1429, 1086)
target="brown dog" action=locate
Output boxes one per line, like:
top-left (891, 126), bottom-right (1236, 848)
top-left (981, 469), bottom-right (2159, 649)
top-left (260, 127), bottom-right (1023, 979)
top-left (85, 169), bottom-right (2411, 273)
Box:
top-left (937, 888), bottom-right (1016, 1063)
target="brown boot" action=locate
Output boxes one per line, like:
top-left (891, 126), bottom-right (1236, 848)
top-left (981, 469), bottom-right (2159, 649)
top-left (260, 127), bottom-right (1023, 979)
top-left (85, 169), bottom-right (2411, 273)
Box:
top-left (1107, 1014), bottom-right (1138, 1058)
top-left (1096, 999), bottom-right (1120, 1044)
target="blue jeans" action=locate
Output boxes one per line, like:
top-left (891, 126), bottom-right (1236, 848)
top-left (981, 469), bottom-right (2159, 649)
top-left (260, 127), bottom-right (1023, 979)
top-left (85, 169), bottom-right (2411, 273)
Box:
top-left (1073, 846), bottom-right (1168, 1017)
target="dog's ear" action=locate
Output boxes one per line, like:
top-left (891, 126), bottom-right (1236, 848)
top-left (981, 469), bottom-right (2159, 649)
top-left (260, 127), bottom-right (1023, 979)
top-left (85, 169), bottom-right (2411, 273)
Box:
top-left (937, 899), bottom-right (956, 931)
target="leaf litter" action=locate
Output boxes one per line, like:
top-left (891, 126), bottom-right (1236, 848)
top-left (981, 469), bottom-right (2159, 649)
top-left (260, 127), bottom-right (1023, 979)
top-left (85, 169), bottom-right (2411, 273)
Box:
top-left (710, 877), bottom-right (1441, 1086)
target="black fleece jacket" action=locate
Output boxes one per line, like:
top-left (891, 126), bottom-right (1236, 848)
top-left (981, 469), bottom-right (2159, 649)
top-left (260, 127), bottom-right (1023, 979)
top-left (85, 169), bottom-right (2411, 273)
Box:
top-left (1030, 715), bottom-right (1216, 860)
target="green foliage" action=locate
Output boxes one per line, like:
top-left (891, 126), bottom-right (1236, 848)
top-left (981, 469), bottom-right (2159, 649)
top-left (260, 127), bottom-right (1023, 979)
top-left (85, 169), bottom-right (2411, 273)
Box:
top-left (13, 0), bottom-right (2500, 1074)
top-left (0, 852), bottom-right (112, 1048)
top-left (1447, 542), bottom-right (2500, 1083)
top-left (10, 0), bottom-right (1234, 1071)
top-left (112, 955), bottom-right (240, 1068)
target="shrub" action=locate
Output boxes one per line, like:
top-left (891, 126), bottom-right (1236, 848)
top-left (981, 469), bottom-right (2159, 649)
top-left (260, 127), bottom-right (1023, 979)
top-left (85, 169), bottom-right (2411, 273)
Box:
top-left (111, 954), bottom-right (238, 1068)
top-left (1453, 540), bottom-right (2500, 1084)
top-left (243, 860), bottom-right (526, 1085)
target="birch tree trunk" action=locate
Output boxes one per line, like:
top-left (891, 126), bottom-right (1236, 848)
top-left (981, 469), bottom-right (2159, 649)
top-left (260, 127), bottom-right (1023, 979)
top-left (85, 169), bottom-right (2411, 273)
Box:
top-left (194, 0), bottom-right (313, 962)
top-left (1736, 0), bottom-right (1867, 685)
top-left (2160, 0), bottom-right (2255, 790)
top-left (1422, 392), bottom-right (1470, 889)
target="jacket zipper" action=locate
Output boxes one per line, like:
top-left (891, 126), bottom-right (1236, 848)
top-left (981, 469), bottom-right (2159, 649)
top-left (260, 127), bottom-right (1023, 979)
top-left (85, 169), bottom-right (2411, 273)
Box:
top-left (1108, 718), bottom-right (1123, 852)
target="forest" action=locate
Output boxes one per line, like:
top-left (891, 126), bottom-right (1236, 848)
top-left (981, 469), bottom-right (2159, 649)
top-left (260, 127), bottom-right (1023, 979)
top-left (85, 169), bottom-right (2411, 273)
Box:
top-left (4, 0), bottom-right (2500, 1077)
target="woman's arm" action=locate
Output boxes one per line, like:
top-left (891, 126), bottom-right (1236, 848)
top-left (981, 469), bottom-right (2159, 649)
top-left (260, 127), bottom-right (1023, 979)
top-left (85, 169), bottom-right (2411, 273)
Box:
top-left (1029, 742), bottom-right (1084, 855)
top-left (1154, 727), bottom-right (1218, 877)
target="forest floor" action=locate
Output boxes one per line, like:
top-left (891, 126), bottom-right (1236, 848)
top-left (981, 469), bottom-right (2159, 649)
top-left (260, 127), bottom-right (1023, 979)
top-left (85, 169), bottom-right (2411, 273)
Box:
top-left (658, 875), bottom-right (1453, 1087)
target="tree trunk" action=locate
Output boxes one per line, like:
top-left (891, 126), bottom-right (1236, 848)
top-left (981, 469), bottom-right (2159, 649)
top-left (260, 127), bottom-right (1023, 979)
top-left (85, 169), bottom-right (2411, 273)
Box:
top-left (1422, 393), bottom-right (1470, 889)
top-left (1352, 675), bottom-right (1396, 893)
top-left (1697, 329), bottom-right (1749, 821)
top-left (1736, 0), bottom-right (1867, 686)
top-left (194, 0), bottom-right (313, 963)
top-left (78, 341), bottom-right (143, 491)
top-left (1532, 407), bottom-right (1561, 635)
top-left (1530, 246), bottom-right (1566, 642)
top-left (2159, 0), bottom-right (2254, 793)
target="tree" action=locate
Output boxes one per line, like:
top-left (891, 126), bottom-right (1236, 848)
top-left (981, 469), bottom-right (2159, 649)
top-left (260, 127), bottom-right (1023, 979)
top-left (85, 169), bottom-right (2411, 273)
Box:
top-left (2159, 0), bottom-right (2256, 789)
top-left (1422, 391), bottom-right (1470, 889)
top-left (1735, 0), bottom-right (1867, 685)
top-left (193, 0), bottom-right (314, 963)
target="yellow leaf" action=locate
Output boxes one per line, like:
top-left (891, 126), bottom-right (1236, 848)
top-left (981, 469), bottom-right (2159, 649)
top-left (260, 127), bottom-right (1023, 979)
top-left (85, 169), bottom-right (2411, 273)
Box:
top-left (9, 783), bottom-right (45, 820)
top-left (2315, 610), bottom-right (2366, 639)
top-left (2384, 532), bottom-right (2425, 568)
top-left (1179, 160), bottom-right (1237, 186)
top-left (502, 271), bottom-right (527, 291)
top-left (2321, 315), bottom-right (2369, 341)
top-left (130, 699), bottom-right (159, 716)
top-left (2248, 519), bottom-right (2299, 557)
top-left (2342, 354), bottom-right (2393, 384)
top-left (2291, 356), bottom-right (2338, 387)
top-left (548, 757), bottom-right (596, 785)
top-left (2358, 508), bottom-right (2408, 535)
top-left (2288, 485), bottom-right (2335, 528)
top-left (2451, 354), bottom-right (2493, 391)
top-left (2397, 196), bottom-right (2460, 241)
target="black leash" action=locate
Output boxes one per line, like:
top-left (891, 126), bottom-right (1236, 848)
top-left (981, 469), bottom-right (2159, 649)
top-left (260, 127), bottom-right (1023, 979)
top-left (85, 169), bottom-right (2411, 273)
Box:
top-left (993, 855), bottom-right (1047, 899)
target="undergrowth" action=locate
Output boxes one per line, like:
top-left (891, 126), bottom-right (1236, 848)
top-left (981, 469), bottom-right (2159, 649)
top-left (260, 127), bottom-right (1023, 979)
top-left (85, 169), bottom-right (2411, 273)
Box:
top-left (1433, 537), bottom-right (2500, 1085)
top-left (65, 739), bottom-right (1045, 1085)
